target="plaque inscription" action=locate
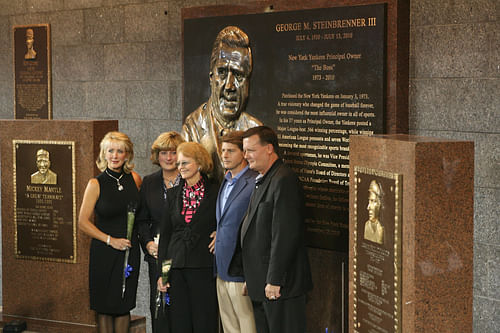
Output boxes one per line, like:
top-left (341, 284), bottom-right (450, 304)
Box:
top-left (13, 140), bottom-right (76, 263)
top-left (353, 167), bottom-right (402, 333)
top-left (184, 4), bottom-right (386, 250)
top-left (13, 24), bottom-right (52, 119)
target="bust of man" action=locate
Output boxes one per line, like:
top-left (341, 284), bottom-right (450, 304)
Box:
top-left (31, 149), bottom-right (57, 185)
top-left (24, 28), bottom-right (37, 60)
top-left (364, 179), bottom-right (384, 244)
top-left (182, 26), bottom-right (262, 182)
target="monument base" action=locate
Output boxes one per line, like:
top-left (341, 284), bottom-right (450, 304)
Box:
top-left (0, 313), bottom-right (146, 333)
top-left (349, 134), bottom-right (474, 333)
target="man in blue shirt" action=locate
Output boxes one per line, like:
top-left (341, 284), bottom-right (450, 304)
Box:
top-left (215, 131), bottom-right (258, 333)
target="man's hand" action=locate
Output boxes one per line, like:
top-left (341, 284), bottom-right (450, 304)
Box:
top-left (265, 283), bottom-right (281, 300)
top-left (208, 231), bottom-right (216, 253)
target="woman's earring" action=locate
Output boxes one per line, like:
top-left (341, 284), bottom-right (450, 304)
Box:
top-left (198, 167), bottom-right (201, 171)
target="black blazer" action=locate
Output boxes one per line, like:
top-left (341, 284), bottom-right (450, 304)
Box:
top-left (158, 174), bottom-right (218, 270)
top-left (230, 160), bottom-right (313, 301)
top-left (136, 170), bottom-right (166, 263)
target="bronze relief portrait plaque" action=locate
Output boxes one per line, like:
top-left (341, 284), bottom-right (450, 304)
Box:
top-left (184, 4), bottom-right (386, 251)
top-left (353, 166), bottom-right (402, 333)
top-left (13, 24), bottom-right (52, 119)
top-left (13, 140), bottom-right (76, 263)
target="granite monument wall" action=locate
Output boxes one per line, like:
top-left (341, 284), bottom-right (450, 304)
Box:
top-left (0, 0), bottom-right (497, 332)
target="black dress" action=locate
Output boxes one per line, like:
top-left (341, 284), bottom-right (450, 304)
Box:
top-left (89, 168), bottom-right (140, 314)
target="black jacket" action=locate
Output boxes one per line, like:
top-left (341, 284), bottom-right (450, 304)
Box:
top-left (158, 174), bottom-right (218, 270)
top-left (136, 170), bottom-right (166, 263)
top-left (230, 160), bottom-right (313, 301)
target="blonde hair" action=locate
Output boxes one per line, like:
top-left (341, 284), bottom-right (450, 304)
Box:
top-left (176, 142), bottom-right (213, 174)
top-left (96, 131), bottom-right (135, 173)
top-left (150, 131), bottom-right (185, 165)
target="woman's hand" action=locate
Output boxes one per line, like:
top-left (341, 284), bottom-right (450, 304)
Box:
top-left (157, 277), bottom-right (170, 292)
top-left (109, 237), bottom-right (131, 251)
top-left (146, 241), bottom-right (158, 258)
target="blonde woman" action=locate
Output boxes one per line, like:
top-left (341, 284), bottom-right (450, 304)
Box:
top-left (79, 131), bottom-right (142, 333)
top-left (136, 131), bottom-right (184, 332)
top-left (157, 142), bottom-right (218, 333)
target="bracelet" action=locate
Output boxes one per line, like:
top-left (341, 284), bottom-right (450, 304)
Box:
top-left (106, 235), bottom-right (110, 246)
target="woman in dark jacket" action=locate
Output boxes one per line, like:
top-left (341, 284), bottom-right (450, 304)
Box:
top-left (157, 141), bottom-right (219, 333)
top-left (136, 131), bottom-right (184, 332)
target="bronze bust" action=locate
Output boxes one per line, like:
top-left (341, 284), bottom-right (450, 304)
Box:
top-left (182, 26), bottom-right (262, 182)
top-left (364, 179), bottom-right (384, 244)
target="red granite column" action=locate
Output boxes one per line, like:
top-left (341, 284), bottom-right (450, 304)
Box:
top-left (349, 134), bottom-right (473, 333)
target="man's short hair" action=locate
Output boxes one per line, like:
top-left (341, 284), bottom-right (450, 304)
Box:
top-left (242, 126), bottom-right (279, 155)
top-left (221, 131), bottom-right (244, 151)
top-left (210, 26), bottom-right (252, 74)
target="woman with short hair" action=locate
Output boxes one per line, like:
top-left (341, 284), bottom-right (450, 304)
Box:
top-left (136, 131), bottom-right (184, 332)
top-left (157, 141), bottom-right (219, 333)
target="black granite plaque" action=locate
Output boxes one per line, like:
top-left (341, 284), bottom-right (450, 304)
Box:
top-left (353, 167), bottom-right (402, 333)
top-left (184, 4), bottom-right (386, 251)
top-left (13, 24), bottom-right (52, 119)
top-left (13, 140), bottom-right (76, 263)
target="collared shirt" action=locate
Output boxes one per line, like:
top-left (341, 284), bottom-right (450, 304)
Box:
top-left (161, 173), bottom-right (181, 200)
top-left (220, 165), bottom-right (249, 213)
top-left (181, 178), bottom-right (205, 223)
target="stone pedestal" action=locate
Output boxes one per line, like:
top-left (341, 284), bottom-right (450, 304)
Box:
top-left (0, 120), bottom-right (145, 332)
top-left (349, 134), bottom-right (473, 333)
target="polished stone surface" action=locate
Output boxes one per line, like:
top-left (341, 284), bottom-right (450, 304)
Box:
top-left (52, 81), bottom-right (85, 119)
top-left (53, 44), bottom-right (104, 81)
top-left (145, 40), bottom-right (182, 80)
top-left (0, 120), bottom-right (119, 332)
top-left (124, 2), bottom-right (169, 42)
top-left (83, 81), bottom-right (127, 119)
top-left (412, 24), bottom-right (489, 78)
top-left (409, 78), bottom-right (500, 133)
top-left (84, 7), bottom-right (125, 44)
top-left (349, 134), bottom-right (474, 332)
top-left (410, 0), bottom-right (496, 26)
top-left (50, 10), bottom-right (84, 46)
top-left (104, 43), bottom-right (147, 81)
top-left (306, 248), bottom-right (347, 333)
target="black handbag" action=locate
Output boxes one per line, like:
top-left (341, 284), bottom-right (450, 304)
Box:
top-left (3, 320), bottom-right (27, 333)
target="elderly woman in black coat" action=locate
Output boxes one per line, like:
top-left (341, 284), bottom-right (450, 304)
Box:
top-left (157, 142), bottom-right (219, 333)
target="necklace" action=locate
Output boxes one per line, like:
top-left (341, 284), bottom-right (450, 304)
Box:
top-left (163, 172), bottom-right (180, 189)
top-left (105, 170), bottom-right (124, 191)
top-left (165, 177), bottom-right (175, 188)
top-left (182, 181), bottom-right (205, 209)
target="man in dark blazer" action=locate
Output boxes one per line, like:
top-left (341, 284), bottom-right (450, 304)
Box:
top-left (230, 126), bottom-right (313, 333)
top-left (215, 131), bottom-right (258, 333)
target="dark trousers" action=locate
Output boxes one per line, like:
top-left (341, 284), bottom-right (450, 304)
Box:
top-left (148, 261), bottom-right (169, 333)
top-left (251, 295), bottom-right (306, 333)
top-left (169, 267), bottom-right (218, 333)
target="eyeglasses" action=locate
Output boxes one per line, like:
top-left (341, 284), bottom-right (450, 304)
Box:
top-left (176, 161), bottom-right (192, 168)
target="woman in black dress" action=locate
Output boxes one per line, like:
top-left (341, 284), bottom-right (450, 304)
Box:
top-left (157, 142), bottom-right (219, 333)
top-left (136, 131), bottom-right (184, 332)
top-left (79, 131), bottom-right (142, 333)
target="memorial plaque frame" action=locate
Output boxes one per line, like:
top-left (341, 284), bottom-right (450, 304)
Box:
top-left (182, 0), bottom-right (409, 251)
top-left (353, 166), bottom-right (402, 333)
top-left (13, 140), bottom-right (76, 263)
top-left (13, 24), bottom-right (52, 119)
